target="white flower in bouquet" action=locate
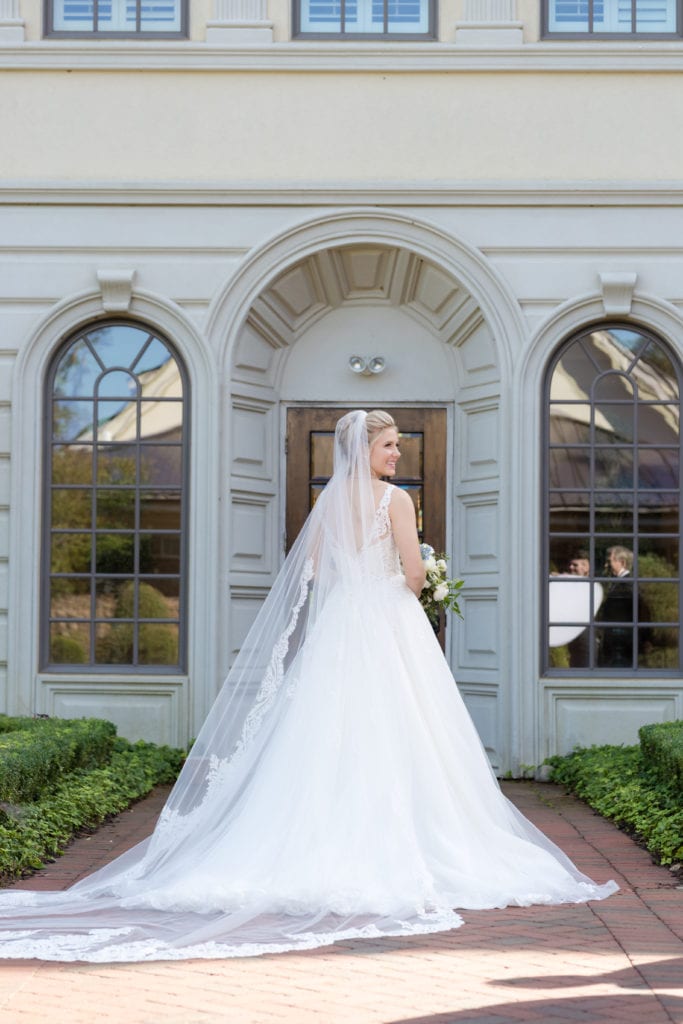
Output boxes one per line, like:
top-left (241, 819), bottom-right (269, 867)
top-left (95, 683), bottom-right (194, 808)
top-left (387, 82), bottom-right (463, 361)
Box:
top-left (418, 544), bottom-right (464, 628)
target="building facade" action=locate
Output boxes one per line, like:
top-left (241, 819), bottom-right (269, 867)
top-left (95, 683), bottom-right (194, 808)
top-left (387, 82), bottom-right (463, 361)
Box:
top-left (1, 0), bottom-right (683, 773)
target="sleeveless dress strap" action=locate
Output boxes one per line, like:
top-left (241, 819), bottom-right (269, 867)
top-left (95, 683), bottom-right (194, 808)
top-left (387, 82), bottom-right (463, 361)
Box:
top-left (375, 484), bottom-right (394, 536)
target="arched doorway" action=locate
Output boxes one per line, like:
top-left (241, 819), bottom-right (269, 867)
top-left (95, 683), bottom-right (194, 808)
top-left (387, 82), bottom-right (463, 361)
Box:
top-left (223, 238), bottom-right (510, 771)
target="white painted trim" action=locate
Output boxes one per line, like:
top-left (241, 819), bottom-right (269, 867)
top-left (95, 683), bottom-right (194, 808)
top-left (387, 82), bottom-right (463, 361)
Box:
top-left (5, 182), bottom-right (683, 206)
top-left (7, 288), bottom-right (220, 743)
top-left (211, 208), bottom-right (525, 770)
top-left (208, 208), bottom-right (524, 377)
top-left (3, 39), bottom-right (683, 71)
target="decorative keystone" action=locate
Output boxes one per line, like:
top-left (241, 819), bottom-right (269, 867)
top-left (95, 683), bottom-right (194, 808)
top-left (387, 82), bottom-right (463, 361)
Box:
top-left (598, 272), bottom-right (638, 315)
top-left (97, 269), bottom-right (136, 312)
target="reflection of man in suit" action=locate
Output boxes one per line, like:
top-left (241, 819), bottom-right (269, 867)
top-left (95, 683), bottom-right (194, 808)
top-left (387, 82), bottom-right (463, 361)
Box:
top-left (597, 546), bottom-right (633, 668)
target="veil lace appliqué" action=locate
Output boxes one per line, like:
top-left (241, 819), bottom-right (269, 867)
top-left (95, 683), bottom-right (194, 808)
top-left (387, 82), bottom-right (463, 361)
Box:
top-left (154, 556), bottom-right (314, 845)
top-left (233, 556), bottom-right (314, 754)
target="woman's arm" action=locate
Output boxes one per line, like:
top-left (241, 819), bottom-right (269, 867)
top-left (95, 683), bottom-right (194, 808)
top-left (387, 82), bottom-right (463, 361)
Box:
top-left (389, 488), bottom-right (426, 597)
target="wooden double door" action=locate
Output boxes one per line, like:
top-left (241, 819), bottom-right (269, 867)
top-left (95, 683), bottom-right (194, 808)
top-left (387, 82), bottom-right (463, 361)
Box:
top-left (285, 406), bottom-right (447, 554)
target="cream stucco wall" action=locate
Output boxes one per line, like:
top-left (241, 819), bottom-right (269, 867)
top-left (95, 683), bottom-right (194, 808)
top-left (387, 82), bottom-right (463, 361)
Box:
top-left (3, 70), bottom-right (683, 182)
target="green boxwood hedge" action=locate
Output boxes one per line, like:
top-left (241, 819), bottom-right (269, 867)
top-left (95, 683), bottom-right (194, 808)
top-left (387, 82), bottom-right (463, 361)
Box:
top-left (547, 719), bottom-right (683, 866)
top-left (0, 717), bottom-right (185, 882)
top-left (0, 716), bottom-right (117, 803)
top-left (639, 720), bottom-right (683, 794)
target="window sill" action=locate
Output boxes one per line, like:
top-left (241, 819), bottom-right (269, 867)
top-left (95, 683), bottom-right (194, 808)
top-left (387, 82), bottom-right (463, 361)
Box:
top-left (2, 38), bottom-right (683, 70)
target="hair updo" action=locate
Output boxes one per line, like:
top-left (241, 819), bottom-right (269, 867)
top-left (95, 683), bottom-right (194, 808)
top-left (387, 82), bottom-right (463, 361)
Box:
top-left (365, 410), bottom-right (397, 448)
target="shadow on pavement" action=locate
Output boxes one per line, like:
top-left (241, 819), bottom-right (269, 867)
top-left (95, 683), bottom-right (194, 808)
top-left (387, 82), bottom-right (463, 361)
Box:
top-left (388, 990), bottom-right (683, 1024)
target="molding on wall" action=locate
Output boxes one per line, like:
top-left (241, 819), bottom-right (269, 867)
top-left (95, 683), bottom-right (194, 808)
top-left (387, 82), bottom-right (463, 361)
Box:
top-left (599, 271), bottom-right (638, 315)
top-left (6, 287), bottom-right (221, 743)
top-left (4, 182), bottom-right (683, 206)
top-left (3, 40), bottom-right (683, 71)
top-left (96, 267), bottom-right (136, 311)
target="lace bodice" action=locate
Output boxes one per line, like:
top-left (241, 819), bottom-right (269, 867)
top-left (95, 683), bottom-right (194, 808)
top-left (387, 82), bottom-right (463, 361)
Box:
top-left (370, 484), bottom-right (401, 579)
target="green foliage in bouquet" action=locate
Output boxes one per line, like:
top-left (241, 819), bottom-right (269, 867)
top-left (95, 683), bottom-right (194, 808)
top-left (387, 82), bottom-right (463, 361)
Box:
top-left (419, 545), bottom-right (464, 627)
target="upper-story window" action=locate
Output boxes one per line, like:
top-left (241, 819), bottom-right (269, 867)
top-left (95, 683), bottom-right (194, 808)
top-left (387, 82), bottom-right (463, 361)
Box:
top-left (545, 0), bottom-right (678, 36)
top-left (46, 0), bottom-right (187, 37)
top-left (294, 0), bottom-right (435, 37)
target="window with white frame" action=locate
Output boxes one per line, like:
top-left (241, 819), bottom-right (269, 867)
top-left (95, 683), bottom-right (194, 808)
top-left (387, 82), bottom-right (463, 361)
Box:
top-left (295, 0), bottom-right (434, 37)
top-left (545, 0), bottom-right (678, 35)
top-left (47, 0), bottom-right (186, 36)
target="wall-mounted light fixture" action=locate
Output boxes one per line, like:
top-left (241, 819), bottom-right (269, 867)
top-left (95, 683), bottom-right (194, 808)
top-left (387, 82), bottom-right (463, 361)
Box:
top-left (349, 356), bottom-right (386, 376)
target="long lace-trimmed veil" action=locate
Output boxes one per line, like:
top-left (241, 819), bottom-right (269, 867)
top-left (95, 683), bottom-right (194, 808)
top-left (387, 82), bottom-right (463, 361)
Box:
top-left (141, 409), bottom-right (383, 855)
top-left (0, 409), bottom-right (618, 962)
top-left (0, 409), bottom-right (460, 961)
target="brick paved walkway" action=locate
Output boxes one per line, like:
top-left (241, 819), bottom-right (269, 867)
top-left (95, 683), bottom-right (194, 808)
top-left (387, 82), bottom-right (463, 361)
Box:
top-left (0, 781), bottom-right (681, 1024)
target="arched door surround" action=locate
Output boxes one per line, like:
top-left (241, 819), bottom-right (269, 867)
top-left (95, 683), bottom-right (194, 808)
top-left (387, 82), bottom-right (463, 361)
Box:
top-left (209, 210), bottom-right (527, 772)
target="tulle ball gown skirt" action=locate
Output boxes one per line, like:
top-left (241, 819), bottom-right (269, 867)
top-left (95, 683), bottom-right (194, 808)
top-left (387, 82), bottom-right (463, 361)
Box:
top-left (0, 577), bottom-right (617, 962)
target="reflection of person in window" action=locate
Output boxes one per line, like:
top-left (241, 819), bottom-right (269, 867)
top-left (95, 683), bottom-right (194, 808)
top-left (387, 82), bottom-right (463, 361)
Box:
top-left (566, 549), bottom-right (593, 667)
top-left (568, 551), bottom-right (590, 578)
top-left (597, 546), bottom-right (633, 668)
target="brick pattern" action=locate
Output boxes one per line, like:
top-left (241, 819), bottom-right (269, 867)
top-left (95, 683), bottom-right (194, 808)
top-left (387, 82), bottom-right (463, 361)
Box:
top-left (1, 781), bottom-right (681, 1024)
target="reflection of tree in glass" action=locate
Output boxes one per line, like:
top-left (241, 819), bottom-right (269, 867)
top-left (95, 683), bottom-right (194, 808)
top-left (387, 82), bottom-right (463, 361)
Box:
top-left (54, 333), bottom-right (104, 396)
top-left (638, 553), bottom-right (679, 669)
top-left (95, 582), bottom-right (178, 666)
top-left (549, 644), bottom-right (570, 669)
top-left (51, 634), bottom-right (87, 664)
top-left (51, 448), bottom-right (144, 580)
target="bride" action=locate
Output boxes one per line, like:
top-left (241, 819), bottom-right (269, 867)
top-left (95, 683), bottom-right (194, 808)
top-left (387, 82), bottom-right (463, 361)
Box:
top-left (0, 409), bottom-right (616, 962)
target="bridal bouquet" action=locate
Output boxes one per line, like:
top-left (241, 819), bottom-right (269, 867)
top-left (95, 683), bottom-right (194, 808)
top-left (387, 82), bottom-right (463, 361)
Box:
top-left (419, 544), bottom-right (464, 627)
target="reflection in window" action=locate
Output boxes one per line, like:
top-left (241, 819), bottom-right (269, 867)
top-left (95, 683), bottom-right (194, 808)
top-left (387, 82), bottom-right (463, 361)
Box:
top-left (48, 0), bottom-right (185, 36)
top-left (546, 0), bottom-right (677, 35)
top-left (545, 325), bottom-right (680, 673)
top-left (296, 0), bottom-right (432, 36)
top-left (44, 322), bottom-right (188, 670)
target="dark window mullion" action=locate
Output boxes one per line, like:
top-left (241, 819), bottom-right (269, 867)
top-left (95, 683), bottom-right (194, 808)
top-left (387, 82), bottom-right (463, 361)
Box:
top-left (630, 388), bottom-right (638, 669)
top-left (91, 416), bottom-right (99, 663)
top-left (133, 397), bottom-right (142, 666)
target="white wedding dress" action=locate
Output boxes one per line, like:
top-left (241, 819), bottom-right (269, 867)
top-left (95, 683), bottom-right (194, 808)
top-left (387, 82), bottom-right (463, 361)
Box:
top-left (0, 416), bottom-right (617, 963)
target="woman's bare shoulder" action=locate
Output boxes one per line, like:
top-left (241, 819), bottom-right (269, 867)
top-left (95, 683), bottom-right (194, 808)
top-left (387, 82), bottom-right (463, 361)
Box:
top-left (387, 486), bottom-right (415, 516)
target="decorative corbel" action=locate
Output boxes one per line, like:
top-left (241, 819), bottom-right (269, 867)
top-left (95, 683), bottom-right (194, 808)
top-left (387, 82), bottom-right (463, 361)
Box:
top-left (598, 272), bottom-right (638, 316)
top-left (96, 269), bottom-right (136, 313)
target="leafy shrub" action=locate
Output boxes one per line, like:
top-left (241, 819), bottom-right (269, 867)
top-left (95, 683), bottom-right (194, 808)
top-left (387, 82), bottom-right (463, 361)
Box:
top-left (0, 718), bottom-right (117, 804)
top-left (639, 720), bottom-right (683, 794)
top-left (0, 739), bottom-right (185, 879)
top-left (547, 739), bottom-right (683, 866)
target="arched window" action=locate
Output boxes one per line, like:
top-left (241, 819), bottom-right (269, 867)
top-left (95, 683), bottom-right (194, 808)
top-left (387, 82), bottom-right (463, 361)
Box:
top-left (43, 321), bottom-right (188, 671)
top-left (544, 324), bottom-right (681, 673)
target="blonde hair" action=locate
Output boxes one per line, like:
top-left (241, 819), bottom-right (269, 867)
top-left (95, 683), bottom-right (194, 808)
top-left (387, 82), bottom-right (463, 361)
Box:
top-left (366, 410), bottom-right (397, 447)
